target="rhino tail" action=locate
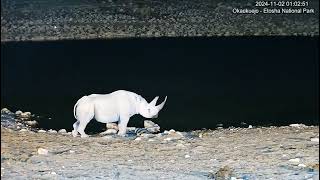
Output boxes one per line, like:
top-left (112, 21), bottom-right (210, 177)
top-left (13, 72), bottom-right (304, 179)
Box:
top-left (73, 96), bottom-right (88, 119)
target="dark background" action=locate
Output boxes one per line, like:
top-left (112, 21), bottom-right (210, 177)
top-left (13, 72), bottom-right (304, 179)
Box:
top-left (1, 37), bottom-right (319, 132)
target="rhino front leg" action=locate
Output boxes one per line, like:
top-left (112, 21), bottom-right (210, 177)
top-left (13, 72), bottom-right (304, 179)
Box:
top-left (118, 116), bottom-right (129, 136)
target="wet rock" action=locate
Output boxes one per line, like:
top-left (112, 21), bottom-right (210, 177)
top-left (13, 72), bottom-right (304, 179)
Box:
top-left (135, 128), bottom-right (150, 135)
top-left (37, 148), bottom-right (49, 155)
top-left (58, 129), bottom-right (67, 133)
top-left (106, 122), bottom-right (118, 130)
top-left (248, 125), bottom-right (253, 128)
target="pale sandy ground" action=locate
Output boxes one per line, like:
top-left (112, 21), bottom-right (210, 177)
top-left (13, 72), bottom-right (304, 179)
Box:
top-left (1, 124), bottom-right (319, 179)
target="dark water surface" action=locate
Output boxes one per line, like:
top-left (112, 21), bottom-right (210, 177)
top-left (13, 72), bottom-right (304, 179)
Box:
top-left (1, 37), bottom-right (319, 132)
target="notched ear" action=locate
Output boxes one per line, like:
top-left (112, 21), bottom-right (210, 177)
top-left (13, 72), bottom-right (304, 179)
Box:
top-left (149, 96), bottom-right (159, 106)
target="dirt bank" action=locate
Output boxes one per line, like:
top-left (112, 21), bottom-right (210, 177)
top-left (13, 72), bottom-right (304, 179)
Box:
top-left (1, 124), bottom-right (319, 179)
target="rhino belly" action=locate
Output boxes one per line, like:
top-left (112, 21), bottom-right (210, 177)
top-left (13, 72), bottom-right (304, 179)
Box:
top-left (93, 103), bottom-right (119, 123)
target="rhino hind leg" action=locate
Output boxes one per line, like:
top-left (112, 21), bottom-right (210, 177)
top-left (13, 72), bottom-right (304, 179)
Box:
top-left (72, 121), bottom-right (80, 137)
top-left (74, 103), bottom-right (95, 138)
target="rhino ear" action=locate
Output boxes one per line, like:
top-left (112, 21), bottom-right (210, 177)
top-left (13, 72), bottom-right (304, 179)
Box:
top-left (149, 96), bottom-right (159, 106)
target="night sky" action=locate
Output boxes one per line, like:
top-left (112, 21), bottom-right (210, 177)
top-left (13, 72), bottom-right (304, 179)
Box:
top-left (1, 37), bottom-right (319, 131)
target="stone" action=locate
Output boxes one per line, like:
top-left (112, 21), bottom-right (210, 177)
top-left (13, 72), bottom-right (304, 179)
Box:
top-left (58, 129), bottom-right (67, 133)
top-left (25, 120), bottom-right (38, 127)
top-left (48, 129), bottom-right (57, 133)
top-left (141, 134), bottom-right (155, 138)
top-left (289, 124), bottom-right (306, 128)
top-left (298, 164), bottom-right (307, 167)
top-left (147, 126), bottom-right (160, 133)
top-left (169, 129), bottom-right (176, 134)
top-left (1, 108), bottom-right (11, 114)
top-left (144, 120), bottom-right (156, 128)
top-left (106, 122), bottom-right (118, 130)
top-left (19, 112), bottom-right (32, 118)
top-left (248, 125), bottom-right (253, 128)
top-left (134, 137), bottom-right (142, 141)
top-left (38, 148), bottom-right (49, 155)
top-left (100, 129), bottom-right (118, 135)
top-left (185, 154), bottom-right (190, 158)
top-left (19, 129), bottom-right (28, 132)
top-left (289, 158), bottom-right (300, 165)
top-left (15, 110), bottom-right (23, 115)
top-left (38, 130), bottom-right (46, 133)
top-left (310, 138), bottom-right (319, 142)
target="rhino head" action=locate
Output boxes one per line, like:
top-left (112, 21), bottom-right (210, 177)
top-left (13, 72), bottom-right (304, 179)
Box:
top-left (139, 96), bottom-right (167, 119)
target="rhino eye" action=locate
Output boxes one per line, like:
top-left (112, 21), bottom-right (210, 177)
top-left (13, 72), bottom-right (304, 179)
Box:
top-left (148, 109), bottom-right (151, 113)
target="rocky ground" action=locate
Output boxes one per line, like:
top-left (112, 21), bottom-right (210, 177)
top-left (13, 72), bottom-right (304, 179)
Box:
top-left (1, 108), bottom-right (319, 179)
top-left (1, 0), bottom-right (319, 41)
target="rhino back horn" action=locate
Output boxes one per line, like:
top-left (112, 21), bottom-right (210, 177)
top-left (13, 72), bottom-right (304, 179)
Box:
top-left (156, 96), bottom-right (167, 111)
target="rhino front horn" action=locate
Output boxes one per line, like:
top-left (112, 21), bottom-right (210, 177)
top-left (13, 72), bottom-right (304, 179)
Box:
top-left (156, 96), bottom-right (167, 111)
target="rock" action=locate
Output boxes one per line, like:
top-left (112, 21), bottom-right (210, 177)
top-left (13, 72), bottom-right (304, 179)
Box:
top-left (144, 120), bottom-right (161, 133)
top-left (163, 130), bottom-right (170, 135)
top-left (144, 120), bottom-right (156, 128)
top-left (100, 129), bottom-right (118, 135)
top-left (169, 129), bottom-right (176, 134)
top-left (25, 120), bottom-right (38, 127)
top-left (15, 110), bottom-right (23, 115)
top-left (248, 125), bottom-right (253, 128)
top-left (212, 165), bottom-right (233, 180)
top-left (37, 148), bottom-right (49, 155)
top-left (1, 108), bottom-right (11, 114)
top-left (48, 129), bottom-right (57, 133)
top-left (289, 158), bottom-right (300, 165)
top-left (184, 154), bottom-right (190, 158)
top-left (38, 130), bottom-right (46, 133)
top-left (289, 124), bottom-right (306, 128)
top-left (58, 129), bottom-right (67, 133)
top-left (19, 112), bottom-right (32, 118)
top-left (298, 164), bottom-right (307, 167)
top-left (164, 137), bottom-right (172, 141)
top-left (134, 137), bottom-right (142, 141)
top-left (141, 134), bottom-right (155, 138)
top-left (19, 129), bottom-right (28, 132)
top-left (106, 123), bottom-right (118, 130)
top-left (310, 138), bottom-right (319, 142)
top-left (147, 126), bottom-right (160, 133)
